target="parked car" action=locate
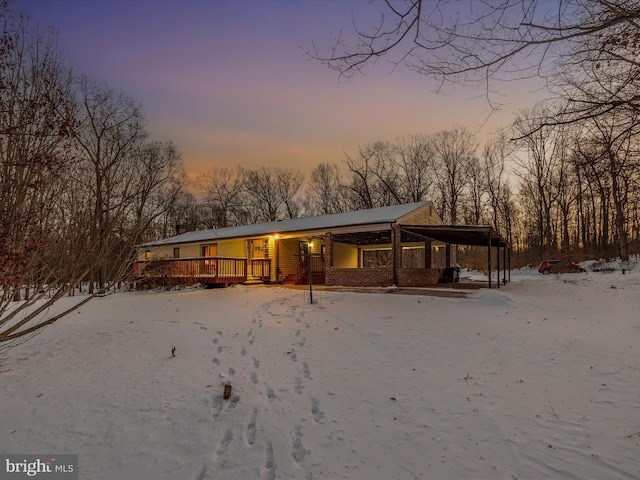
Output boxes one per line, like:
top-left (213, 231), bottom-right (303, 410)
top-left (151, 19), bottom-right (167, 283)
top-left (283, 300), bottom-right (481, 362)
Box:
top-left (538, 260), bottom-right (586, 274)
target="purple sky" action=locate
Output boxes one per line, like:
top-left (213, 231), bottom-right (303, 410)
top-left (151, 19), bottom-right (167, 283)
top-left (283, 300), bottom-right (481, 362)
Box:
top-left (17, 0), bottom-right (545, 180)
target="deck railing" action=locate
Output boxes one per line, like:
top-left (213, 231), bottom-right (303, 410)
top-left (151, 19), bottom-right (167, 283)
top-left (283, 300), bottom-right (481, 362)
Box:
top-left (249, 259), bottom-right (272, 281)
top-left (134, 257), bottom-right (271, 285)
top-left (296, 255), bottom-right (325, 283)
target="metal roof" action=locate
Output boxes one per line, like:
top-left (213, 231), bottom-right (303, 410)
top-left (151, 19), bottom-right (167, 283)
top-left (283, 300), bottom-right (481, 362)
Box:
top-left (140, 202), bottom-right (431, 247)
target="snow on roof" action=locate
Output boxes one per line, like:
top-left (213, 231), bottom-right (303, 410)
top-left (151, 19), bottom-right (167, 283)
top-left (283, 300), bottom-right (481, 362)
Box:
top-left (140, 201), bottom-right (429, 247)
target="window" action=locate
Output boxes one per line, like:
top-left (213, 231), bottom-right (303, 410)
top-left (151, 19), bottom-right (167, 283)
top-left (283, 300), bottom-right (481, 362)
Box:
top-left (361, 248), bottom-right (392, 268)
top-left (248, 239), bottom-right (268, 259)
top-left (173, 247), bottom-right (180, 259)
top-left (200, 244), bottom-right (217, 257)
top-left (402, 246), bottom-right (425, 268)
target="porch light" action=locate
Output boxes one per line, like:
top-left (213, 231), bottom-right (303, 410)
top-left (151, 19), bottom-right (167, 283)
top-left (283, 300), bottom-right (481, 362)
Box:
top-left (308, 242), bottom-right (313, 249)
top-left (145, 250), bottom-right (151, 260)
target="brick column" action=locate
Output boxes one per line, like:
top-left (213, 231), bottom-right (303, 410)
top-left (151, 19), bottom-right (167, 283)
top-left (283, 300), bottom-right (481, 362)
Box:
top-left (324, 232), bottom-right (333, 268)
top-left (424, 240), bottom-right (432, 268)
top-left (392, 224), bottom-right (402, 285)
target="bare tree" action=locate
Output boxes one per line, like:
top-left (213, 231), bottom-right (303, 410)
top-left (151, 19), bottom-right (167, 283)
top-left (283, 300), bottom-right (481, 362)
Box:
top-left (344, 142), bottom-right (399, 209)
top-left (303, 163), bottom-right (350, 215)
top-left (0, 5), bottom-right (89, 345)
top-left (394, 134), bottom-right (436, 204)
top-left (572, 138), bottom-right (612, 251)
top-left (572, 111), bottom-right (640, 260)
top-left (244, 167), bottom-right (305, 222)
top-left (340, 135), bottom-right (438, 211)
top-left (275, 168), bottom-right (305, 219)
top-left (160, 190), bottom-right (204, 237)
top-left (429, 126), bottom-right (478, 224)
top-left (498, 182), bottom-right (520, 249)
top-left (73, 77), bottom-right (148, 289)
top-left (199, 167), bottom-right (246, 228)
top-left (554, 157), bottom-right (579, 252)
top-left (513, 105), bottom-right (569, 254)
top-left (482, 132), bottom-right (514, 233)
top-left (129, 140), bottom-right (185, 245)
top-left (462, 155), bottom-right (486, 225)
top-left (0, 5), bottom-right (186, 346)
top-left (309, 0), bottom-right (640, 123)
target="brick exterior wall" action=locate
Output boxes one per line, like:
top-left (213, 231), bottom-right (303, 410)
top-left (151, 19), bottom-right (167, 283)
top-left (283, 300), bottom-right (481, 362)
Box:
top-left (326, 268), bottom-right (394, 287)
top-left (396, 268), bottom-right (440, 287)
top-left (323, 228), bottom-right (440, 288)
top-left (326, 267), bottom-right (439, 287)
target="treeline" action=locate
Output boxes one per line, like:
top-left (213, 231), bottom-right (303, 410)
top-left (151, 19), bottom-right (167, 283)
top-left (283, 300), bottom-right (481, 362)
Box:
top-left (163, 128), bottom-right (513, 241)
top-left (159, 115), bottom-right (640, 266)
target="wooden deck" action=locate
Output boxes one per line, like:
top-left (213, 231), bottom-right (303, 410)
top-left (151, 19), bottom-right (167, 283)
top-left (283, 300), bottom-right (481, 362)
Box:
top-left (133, 257), bottom-right (271, 287)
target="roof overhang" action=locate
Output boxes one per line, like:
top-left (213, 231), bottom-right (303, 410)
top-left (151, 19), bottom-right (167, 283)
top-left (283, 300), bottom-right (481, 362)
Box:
top-left (399, 224), bottom-right (509, 248)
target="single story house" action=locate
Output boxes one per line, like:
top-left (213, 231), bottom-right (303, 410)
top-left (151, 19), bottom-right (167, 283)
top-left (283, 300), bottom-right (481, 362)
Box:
top-left (134, 201), bottom-right (510, 289)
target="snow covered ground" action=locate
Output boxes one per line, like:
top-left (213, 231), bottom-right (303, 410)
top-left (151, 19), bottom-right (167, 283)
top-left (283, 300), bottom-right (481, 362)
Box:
top-left (1, 267), bottom-right (639, 479)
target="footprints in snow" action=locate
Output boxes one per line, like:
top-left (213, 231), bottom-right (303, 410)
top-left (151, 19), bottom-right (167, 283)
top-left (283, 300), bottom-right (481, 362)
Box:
top-left (295, 328), bottom-right (306, 347)
top-left (213, 428), bottom-right (233, 461)
top-left (295, 377), bottom-right (303, 395)
top-left (189, 462), bottom-right (207, 480)
top-left (206, 295), bottom-right (322, 477)
top-left (311, 397), bottom-right (324, 423)
top-left (260, 441), bottom-right (276, 480)
top-left (210, 391), bottom-right (239, 423)
top-left (244, 408), bottom-right (257, 446)
top-left (290, 426), bottom-right (310, 464)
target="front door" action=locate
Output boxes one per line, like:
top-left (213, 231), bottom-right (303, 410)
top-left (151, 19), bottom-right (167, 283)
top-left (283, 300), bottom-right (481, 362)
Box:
top-left (247, 239), bottom-right (267, 277)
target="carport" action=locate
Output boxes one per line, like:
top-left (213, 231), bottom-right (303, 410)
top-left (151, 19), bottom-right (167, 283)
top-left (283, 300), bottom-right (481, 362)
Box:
top-left (398, 225), bottom-right (511, 288)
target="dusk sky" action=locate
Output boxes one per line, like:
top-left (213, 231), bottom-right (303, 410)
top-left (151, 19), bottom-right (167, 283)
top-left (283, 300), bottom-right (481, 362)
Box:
top-left (18, 0), bottom-right (546, 180)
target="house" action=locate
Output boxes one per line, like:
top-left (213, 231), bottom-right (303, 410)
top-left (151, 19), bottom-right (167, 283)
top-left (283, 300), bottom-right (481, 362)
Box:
top-left (134, 201), bottom-right (510, 289)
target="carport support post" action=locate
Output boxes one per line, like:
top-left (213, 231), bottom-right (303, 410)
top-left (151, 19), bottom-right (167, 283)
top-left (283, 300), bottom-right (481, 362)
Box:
top-left (503, 245), bottom-right (508, 284)
top-left (424, 240), bottom-right (432, 268)
top-left (308, 253), bottom-right (313, 304)
top-left (487, 231), bottom-right (492, 288)
top-left (497, 241), bottom-right (500, 289)
top-left (445, 244), bottom-right (451, 267)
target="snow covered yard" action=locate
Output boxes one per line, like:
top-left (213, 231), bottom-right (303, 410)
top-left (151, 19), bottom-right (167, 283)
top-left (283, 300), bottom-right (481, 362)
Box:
top-left (1, 271), bottom-right (639, 479)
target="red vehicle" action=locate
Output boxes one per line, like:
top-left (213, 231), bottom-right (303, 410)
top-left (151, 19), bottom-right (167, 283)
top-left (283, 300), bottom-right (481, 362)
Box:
top-left (538, 260), bottom-right (586, 274)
